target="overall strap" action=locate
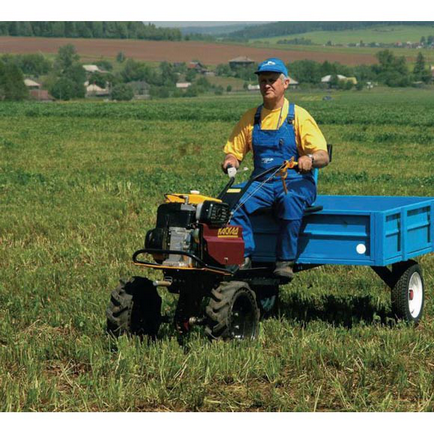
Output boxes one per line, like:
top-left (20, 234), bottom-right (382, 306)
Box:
top-left (254, 105), bottom-right (263, 126)
top-left (286, 103), bottom-right (295, 124)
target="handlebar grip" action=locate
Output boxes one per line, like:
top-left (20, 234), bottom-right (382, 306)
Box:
top-left (227, 166), bottom-right (237, 178)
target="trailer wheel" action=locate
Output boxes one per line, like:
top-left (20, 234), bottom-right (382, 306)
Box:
top-left (391, 261), bottom-right (424, 324)
top-left (106, 276), bottom-right (162, 339)
top-left (205, 281), bottom-right (260, 341)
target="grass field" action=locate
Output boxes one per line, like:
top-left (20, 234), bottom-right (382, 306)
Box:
top-left (1, 88), bottom-right (434, 411)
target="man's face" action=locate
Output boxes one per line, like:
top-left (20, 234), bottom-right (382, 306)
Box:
top-left (258, 72), bottom-right (289, 102)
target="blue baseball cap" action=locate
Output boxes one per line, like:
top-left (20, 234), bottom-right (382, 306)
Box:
top-left (255, 58), bottom-right (288, 76)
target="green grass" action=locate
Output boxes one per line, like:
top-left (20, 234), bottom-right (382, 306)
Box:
top-left (1, 88), bottom-right (434, 411)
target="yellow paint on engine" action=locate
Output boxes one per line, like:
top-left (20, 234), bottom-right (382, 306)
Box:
top-left (165, 193), bottom-right (222, 205)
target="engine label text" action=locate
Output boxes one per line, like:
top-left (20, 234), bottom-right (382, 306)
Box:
top-left (217, 227), bottom-right (240, 238)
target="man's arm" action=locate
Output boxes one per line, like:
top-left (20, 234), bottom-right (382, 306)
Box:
top-left (295, 106), bottom-right (329, 173)
top-left (222, 108), bottom-right (256, 173)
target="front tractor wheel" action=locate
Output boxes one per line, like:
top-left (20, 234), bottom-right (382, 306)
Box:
top-left (391, 261), bottom-right (424, 324)
top-left (205, 281), bottom-right (260, 341)
top-left (106, 276), bottom-right (162, 339)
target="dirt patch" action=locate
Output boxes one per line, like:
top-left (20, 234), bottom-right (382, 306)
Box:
top-left (0, 36), bottom-right (378, 66)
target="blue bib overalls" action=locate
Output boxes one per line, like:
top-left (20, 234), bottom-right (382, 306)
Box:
top-left (230, 103), bottom-right (317, 261)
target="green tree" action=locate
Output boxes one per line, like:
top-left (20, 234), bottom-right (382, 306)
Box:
top-left (88, 71), bottom-right (108, 88)
top-left (52, 22), bottom-right (65, 37)
top-left (0, 61), bottom-right (28, 101)
top-left (196, 76), bottom-right (211, 89)
top-left (216, 64), bottom-right (232, 76)
top-left (184, 86), bottom-right (199, 97)
top-left (55, 44), bottom-right (80, 72)
top-left (50, 77), bottom-right (76, 100)
top-left (413, 52), bottom-right (425, 73)
top-left (215, 86), bottom-right (224, 96)
top-left (329, 74), bottom-right (339, 88)
top-left (290, 60), bottom-right (321, 84)
top-left (121, 59), bottom-right (151, 82)
top-left (159, 62), bottom-right (178, 86)
top-left (116, 51), bottom-right (126, 63)
top-left (51, 45), bottom-right (86, 99)
top-left (185, 69), bottom-right (197, 82)
top-left (373, 50), bottom-right (410, 87)
top-left (413, 52), bottom-right (431, 83)
top-left (95, 60), bottom-right (113, 71)
top-left (226, 85), bottom-right (232, 92)
top-left (111, 83), bottom-right (134, 101)
top-left (92, 22), bottom-right (104, 38)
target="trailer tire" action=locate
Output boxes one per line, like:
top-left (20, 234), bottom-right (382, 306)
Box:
top-left (106, 276), bottom-right (162, 339)
top-left (205, 281), bottom-right (260, 341)
top-left (391, 261), bottom-right (424, 324)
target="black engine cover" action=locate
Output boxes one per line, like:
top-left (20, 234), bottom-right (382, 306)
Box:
top-left (156, 203), bottom-right (196, 229)
top-left (198, 201), bottom-right (230, 227)
top-left (145, 228), bottom-right (165, 250)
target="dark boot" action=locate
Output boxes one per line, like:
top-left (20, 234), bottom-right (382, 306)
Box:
top-left (273, 261), bottom-right (294, 279)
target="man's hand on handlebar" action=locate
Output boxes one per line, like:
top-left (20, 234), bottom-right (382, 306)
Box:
top-left (222, 154), bottom-right (239, 174)
top-left (297, 155), bottom-right (314, 173)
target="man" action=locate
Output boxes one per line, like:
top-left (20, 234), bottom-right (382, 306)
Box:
top-left (222, 58), bottom-right (329, 279)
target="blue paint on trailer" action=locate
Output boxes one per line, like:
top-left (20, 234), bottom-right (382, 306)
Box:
top-left (250, 195), bottom-right (434, 267)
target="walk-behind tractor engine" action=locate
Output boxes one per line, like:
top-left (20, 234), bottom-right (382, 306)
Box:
top-left (145, 194), bottom-right (244, 269)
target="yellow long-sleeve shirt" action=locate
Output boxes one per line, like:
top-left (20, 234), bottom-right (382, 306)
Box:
top-left (223, 99), bottom-right (327, 162)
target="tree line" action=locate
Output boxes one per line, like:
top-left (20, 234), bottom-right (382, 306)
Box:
top-left (0, 47), bottom-right (432, 102)
top-left (0, 22), bottom-right (182, 41)
top-left (216, 50), bottom-right (432, 89)
top-left (0, 44), bottom-right (228, 101)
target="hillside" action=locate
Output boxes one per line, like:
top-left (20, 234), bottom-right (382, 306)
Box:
top-left (228, 21), bottom-right (434, 40)
top-left (252, 24), bottom-right (434, 46)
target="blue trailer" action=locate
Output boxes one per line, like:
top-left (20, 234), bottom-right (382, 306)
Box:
top-left (247, 194), bottom-right (433, 325)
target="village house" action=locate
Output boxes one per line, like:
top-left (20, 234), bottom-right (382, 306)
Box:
top-left (24, 78), bottom-right (54, 101)
top-left (85, 83), bottom-right (110, 98)
top-left (229, 56), bottom-right (255, 70)
top-left (288, 76), bottom-right (299, 89)
top-left (321, 74), bottom-right (358, 88)
top-left (82, 64), bottom-right (106, 74)
top-left (247, 84), bottom-right (260, 91)
top-left (176, 82), bottom-right (192, 89)
top-left (24, 78), bottom-right (41, 90)
top-left (188, 61), bottom-right (207, 74)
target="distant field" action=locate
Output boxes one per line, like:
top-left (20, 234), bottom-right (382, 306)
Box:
top-left (254, 25), bottom-right (434, 45)
top-left (1, 88), bottom-right (434, 411)
top-left (0, 36), bottom-right (378, 66)
top-left (247, 40), bottom-right (434, 66)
